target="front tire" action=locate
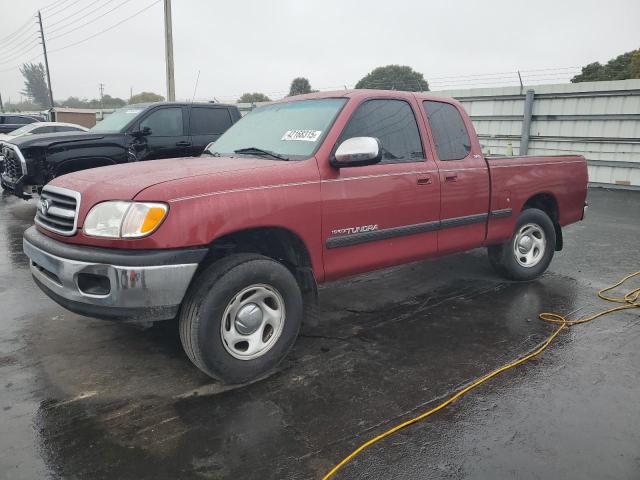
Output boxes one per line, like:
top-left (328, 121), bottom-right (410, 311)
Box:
top-left (179, 253), bottom-right (303, 383)
top-left (488, 208), bottom-right (556, 281)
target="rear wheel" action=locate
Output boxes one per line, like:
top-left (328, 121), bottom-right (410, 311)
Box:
top-left (488, 208), bottom-right (556, 281)
top-left (179, 253), bottom-right (303, 383)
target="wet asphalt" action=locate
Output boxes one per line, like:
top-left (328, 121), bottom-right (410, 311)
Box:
top-left (0, 187), bottom-right (639, 480)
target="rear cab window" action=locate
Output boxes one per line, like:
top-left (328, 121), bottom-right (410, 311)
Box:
top-left (337, 99), bottom-right (424, 164)
top-left (190, 107), bottom-right (232, 135)
top-left (423, 101), bottom-right (471, 161)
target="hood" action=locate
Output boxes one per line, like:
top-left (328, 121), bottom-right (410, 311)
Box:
top-left (49, 155), bottom-right (286, 205)
top-left (10, 131), bottom-right (106, 148)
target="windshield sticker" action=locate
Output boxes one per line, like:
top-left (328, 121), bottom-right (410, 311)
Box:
top-left (281, 130), bottom-right (322, 142)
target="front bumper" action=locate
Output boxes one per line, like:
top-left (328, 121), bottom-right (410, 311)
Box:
top-left (0, 142), bottom-right (33, 199)
top-left (1, 172), bottom-right (31, 199)
top-left (23, 226), bottom-right (207, 322)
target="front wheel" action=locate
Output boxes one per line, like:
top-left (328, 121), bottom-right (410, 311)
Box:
top-left (179, 253), bottom-right (303, 383)
top-left (488, 208), bottom-right (556, 281)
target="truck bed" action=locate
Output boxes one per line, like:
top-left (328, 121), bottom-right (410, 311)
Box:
top-left (484, 154), bottom-right (588, 245)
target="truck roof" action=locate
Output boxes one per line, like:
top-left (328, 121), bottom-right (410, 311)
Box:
top-left (270, 89), bottom-right (458, 104)
top-left (127, 101), bottom-right (239, 109)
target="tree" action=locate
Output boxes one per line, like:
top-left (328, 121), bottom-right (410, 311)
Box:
top-left (4, 100), bottom-right (41, 112)
top-left (97, 95), bottom-right (126, 108)
top-left (571, 49), bottom-right (640, 82)
top-left (630, 50), bottom-right (640, 78)
top-left (288, 77), bottom-right (313, 96)
top-left (20, 62), bottom-right (50, 107)
top-left (237, 92), bottom-right (271, 103)
top-left (59, 95), bottom-right (127, 109)
top-left (59, 96), bottom-right (86, 108)
top-left (355, 65), bottom-right (429, 91)
top-left (129, 91), bottom-right (165, 104)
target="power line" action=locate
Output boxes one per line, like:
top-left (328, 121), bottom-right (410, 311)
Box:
top-left (0, 53), bottom-right (42, 73)
top-left (40, 0), bottom-right (76, 13)
top-left (48, 0), bottom-right (137, 40)
top-left (43, 0), bottom-right (86, 19)
top-left (0, 0), bottom-right (160, 75)
top-left (0, 15), bottom-right (35, 44)
top-left (0, 32), bottom-right (41, 58)
top-left (0, 39), bottom-right (42, 65)
top-left (48, 0), bottom-right (162, 54)
top-left (45, 0), bottom-right (112, 29)
top-left (430, 74), bottom-right (577, 87)
top-left (0, 19), bottom-right (39, 50)
top-left (426, 66), bottom-right (580, 82)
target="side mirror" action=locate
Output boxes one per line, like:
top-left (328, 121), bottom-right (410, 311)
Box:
top-left (331, 137), bottom-right (382, 168)
top-left (132, 126), bottom-right (152, 137)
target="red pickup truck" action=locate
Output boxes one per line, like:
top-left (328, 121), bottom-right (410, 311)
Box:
top-left (23, 90), bottom-right (588, 383)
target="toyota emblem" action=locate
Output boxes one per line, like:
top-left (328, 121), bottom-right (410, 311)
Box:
top-left (40, 199), bottom-right (49, 216)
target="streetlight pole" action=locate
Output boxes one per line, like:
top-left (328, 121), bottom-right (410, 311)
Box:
top-left (163, 0), bottom-right (175, 101)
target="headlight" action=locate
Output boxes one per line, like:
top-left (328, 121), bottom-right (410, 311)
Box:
top-left (83, 201), bottom-right (168, 238)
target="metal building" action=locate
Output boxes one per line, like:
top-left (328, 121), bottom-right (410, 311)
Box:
top-left (435, 79), bottom-right (640, 189)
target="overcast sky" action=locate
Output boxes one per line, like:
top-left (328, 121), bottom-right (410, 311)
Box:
top-left (1, 0), bottom-right (638, 104)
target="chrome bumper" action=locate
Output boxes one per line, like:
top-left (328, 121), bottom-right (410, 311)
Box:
top-left (23, 239), bottom-right (200, 321)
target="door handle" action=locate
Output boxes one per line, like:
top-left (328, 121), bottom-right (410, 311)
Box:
top-left (417, 176), bottom-right (432, 185)
top-left (445, 174), bottom-right (458, 182)
top-left (175, 141), bottom-right (192, 147)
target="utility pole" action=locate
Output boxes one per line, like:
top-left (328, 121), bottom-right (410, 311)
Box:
top-left (163, 0), bottom-right (175, 101)
top-left (37, 11), bottom-right (54, 109)
top-left (0, 92), bottom-right (4, 113)
top-left (99, 82), bottom-right (105, 109)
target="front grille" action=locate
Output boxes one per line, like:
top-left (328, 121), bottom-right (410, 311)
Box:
top-left (1, 145), bottom-right (22, 182)
top-left (35, 186), bottom-right (81, 236)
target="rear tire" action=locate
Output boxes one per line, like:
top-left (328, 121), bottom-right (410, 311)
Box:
top-left (488, 208), bottom-right (556, 281)
top-left (179, 253), bottom-right (303, 383)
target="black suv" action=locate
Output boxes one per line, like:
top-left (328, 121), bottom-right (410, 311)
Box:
top-left (0, 114), bottom-right (43, 134)
top-left (1, 102), bottom-right (241, 199)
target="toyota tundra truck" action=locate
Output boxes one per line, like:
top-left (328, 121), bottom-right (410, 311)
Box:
top-left (22, 90), bottom-right (588, 383)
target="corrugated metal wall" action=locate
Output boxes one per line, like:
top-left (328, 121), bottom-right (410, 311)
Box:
top-left (435, 79), bottom-right (640, 189)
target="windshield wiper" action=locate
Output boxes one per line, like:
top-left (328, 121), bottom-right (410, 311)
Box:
top-left (202, 150), bottom-right (221, 157)
top-left (234, 147), bottom-right (289, 161)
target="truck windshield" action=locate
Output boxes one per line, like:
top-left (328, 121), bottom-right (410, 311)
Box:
top-left (205, 98), bottom-right (347, 160)
top-left (91, 107), bottom-right (145, 133)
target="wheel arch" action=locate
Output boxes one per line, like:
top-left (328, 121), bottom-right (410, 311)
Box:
top-left (522, 192), bottom-right (563, 251)
top-left (198, 226), bottom-right (318, 301)
top-left (55, 157), bottom-right (117, 177)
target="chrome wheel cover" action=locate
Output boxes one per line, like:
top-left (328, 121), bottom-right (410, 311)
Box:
top-left (513, 223), bottom-right (546, 268)
top-left (220, 284), bottom-right (286, 360)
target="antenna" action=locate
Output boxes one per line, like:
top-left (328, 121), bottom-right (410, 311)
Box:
top-left (191, 70), bottom-right (201, 103)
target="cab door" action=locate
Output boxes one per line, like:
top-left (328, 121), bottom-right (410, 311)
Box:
top-left (135, 106), bottom-right (190, 160)
top-left (421, 100), bottom-right (490, 254)
top-left (320, 97), bottom-right (441, 281)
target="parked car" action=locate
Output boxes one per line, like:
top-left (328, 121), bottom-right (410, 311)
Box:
top-left (0, 122), bottom-right (87, 142)
top-left (23, 90), bottom-right (588, 383)
top-left (1, 102), bottom-right (241, 198)
top-left (0, 113), bottom-right (44, 134)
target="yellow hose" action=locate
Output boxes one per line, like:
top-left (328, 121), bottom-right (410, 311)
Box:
top-left (322, 271), bottom-right (640, 480)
